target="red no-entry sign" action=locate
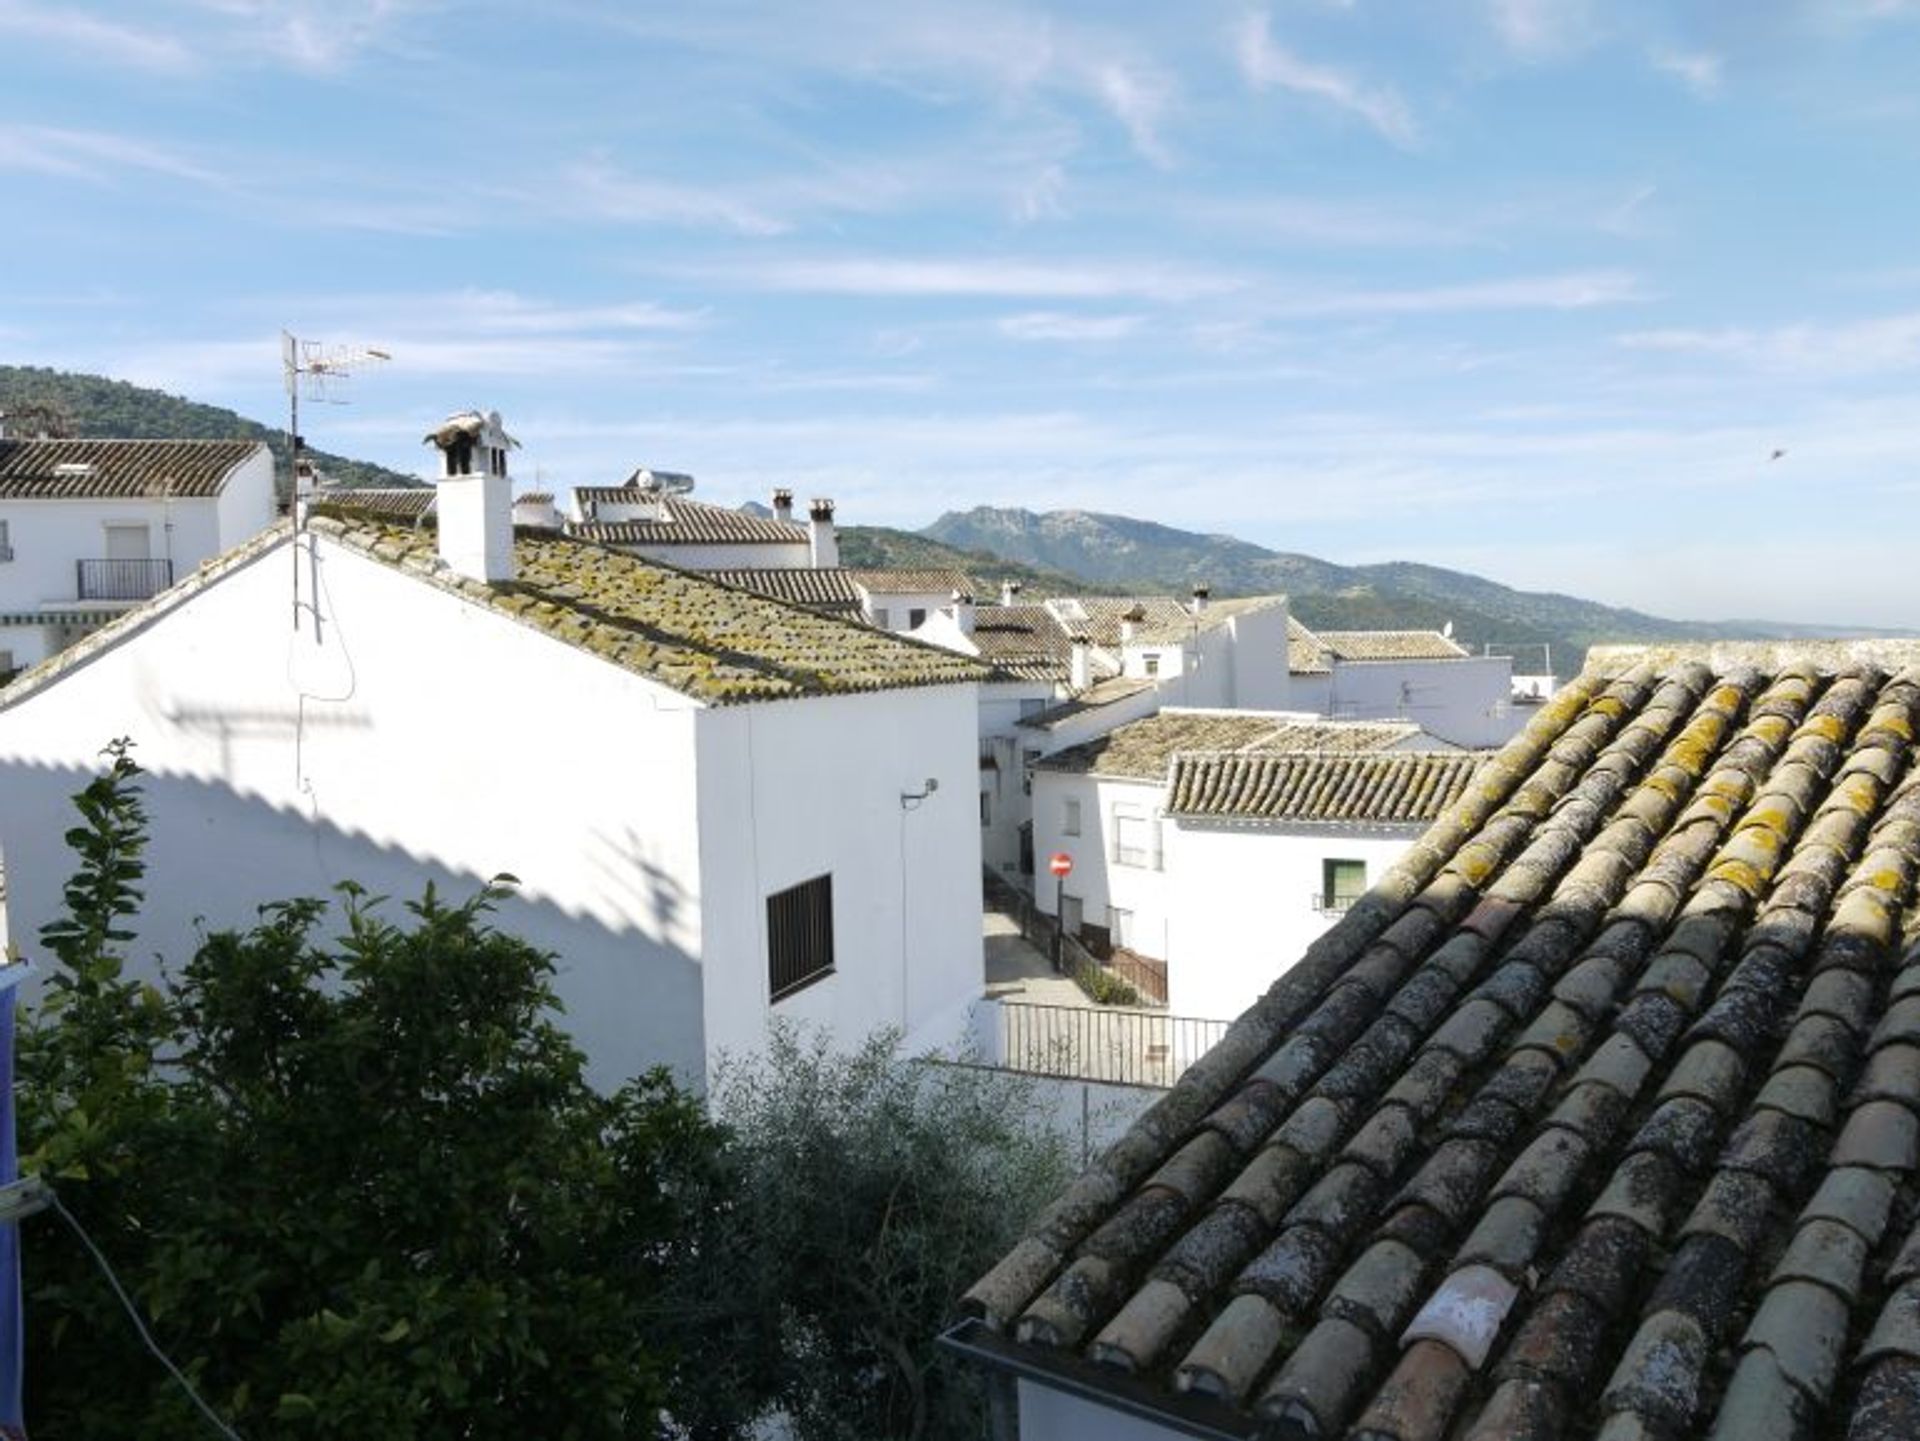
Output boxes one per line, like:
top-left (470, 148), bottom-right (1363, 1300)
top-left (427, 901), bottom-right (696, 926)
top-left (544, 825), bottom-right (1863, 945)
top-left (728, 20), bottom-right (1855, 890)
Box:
top-left (1049, 851), bottom-right (1074, 878)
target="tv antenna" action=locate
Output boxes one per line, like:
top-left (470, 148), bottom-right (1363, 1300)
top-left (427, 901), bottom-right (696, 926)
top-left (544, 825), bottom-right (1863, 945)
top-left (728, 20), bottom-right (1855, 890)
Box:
top-left (282, 330), bottom-right (391, 508)
top-left (282, 331), bottom-right (390, 635)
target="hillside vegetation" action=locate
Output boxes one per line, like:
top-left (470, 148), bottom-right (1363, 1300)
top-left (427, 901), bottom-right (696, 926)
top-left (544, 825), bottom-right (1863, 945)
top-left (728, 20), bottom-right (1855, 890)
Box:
top-left (0, 365), bottom-right (419, 491)
top-left (838, 525), bottom-right (1094, 598)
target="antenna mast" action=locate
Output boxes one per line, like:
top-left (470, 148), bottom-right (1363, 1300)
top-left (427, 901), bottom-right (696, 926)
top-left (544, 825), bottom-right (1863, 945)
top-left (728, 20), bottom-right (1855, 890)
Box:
top-left (282, 331), bottom-right (391, 632)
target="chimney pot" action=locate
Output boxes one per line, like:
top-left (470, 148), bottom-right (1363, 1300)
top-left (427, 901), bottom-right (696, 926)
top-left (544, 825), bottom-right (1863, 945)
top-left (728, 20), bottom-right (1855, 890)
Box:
top-left (808, 498), bottom-right (838, 568)
top-left (772, 488), bottom-right (794, 523)
top-left (951, 590), bottom-right (976, 636)
top-left (1069, 631), bottom-right (1092, 691)
top-left (1000, 579), bottom-right (1022, 606)
top-left (1191, 583), bottom-right (1210, 615)
top-left (428, 409), bottom-right (517, 583)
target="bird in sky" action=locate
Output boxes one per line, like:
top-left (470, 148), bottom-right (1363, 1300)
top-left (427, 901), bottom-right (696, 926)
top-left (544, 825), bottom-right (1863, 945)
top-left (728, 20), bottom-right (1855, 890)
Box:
top-left (1770, 448), bottom-right (1788, 461)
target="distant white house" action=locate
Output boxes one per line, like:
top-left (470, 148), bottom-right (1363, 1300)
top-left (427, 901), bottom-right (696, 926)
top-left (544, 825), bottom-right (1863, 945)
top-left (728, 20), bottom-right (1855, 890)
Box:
top-left (1288, 618), bottom-right (1522, 747)
top-left (1029, 708), bottom-right (1479, 1017)
top-left (566, 475), bottom-right (830, 571)
top-left (0, 412), bottom-right (989, 1090)
top-left (0, 432), bottom-right (277, 676)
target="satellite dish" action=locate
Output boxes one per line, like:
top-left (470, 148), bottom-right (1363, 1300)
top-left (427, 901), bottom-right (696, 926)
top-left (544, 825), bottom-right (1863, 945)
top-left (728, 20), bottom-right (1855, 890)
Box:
top-left (629, 467), bottom-right (696, 496)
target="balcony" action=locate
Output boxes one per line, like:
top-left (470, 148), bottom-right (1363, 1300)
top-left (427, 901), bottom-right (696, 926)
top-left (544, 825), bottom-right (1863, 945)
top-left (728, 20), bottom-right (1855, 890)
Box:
top-left (76, 558), bottom-right (174, 602)
top-left (1312, 892), bottom-right (1360, 915)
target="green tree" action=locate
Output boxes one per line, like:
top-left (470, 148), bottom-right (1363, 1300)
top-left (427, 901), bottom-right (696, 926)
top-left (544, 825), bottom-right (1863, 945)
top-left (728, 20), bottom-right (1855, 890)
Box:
top-left (674, 1026), bottom-right (1073, 1441)
top-left (20, 744), bottom-right (726, 1439)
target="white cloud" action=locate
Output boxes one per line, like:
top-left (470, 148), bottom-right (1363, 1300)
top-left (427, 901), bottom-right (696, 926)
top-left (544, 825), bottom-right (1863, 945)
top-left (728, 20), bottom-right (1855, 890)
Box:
top-left (554, 159), bottom-right (794, 237)
top-left (611, 3), bottom-right (1179, 164)
top-left (1650, 47), bottom-right (1723, 97)
top-left (0, 125), bottom-right (225, 185)
top-left (1619, 311), bottom-right (1920, 375)
top-left (0, 1), bottom-right (194, 71)
top-left (1273, 270), bottom-right (1646, 317)
top-left (1486, 0), bottom-right (1598, 60)
top-left (691, 255), bottom-right (1242, 302)
top-left (998, 311), bottom-right (1143, 341)
top-left (1235, 13), bottom-right (1417, 147)
top-left (189, 0), bottom-right (421, 72)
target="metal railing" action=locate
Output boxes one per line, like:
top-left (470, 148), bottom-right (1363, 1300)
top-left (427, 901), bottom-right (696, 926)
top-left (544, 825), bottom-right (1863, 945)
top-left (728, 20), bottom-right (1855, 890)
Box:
top-left (76, 558), bottom-right (173, 601)
top-left (1105, 948), bottom-right (1169, 1006)
top-left (998, 1000), bottom-right (1229, 1087)
top-left (1312, 892), bottom-right (1360, 915)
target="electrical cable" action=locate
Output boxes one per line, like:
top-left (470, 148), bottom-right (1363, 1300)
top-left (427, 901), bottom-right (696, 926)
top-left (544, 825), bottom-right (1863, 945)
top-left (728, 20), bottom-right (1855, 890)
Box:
top-left (47, 1192), bottom-right (247, 1441)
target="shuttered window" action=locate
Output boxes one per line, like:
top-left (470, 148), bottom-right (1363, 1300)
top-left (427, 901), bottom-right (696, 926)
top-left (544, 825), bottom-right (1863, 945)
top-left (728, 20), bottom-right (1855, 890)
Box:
top-left (768, 873), bottom-right (835, 1001)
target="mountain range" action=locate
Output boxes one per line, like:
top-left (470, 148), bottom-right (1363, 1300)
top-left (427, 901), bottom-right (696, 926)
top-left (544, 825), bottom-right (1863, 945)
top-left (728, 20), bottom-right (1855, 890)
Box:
top-left (4, 365), bottom-right (1898, 673)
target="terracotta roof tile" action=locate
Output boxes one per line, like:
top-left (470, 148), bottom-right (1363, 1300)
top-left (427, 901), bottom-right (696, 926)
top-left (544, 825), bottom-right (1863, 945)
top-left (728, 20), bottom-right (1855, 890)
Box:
top-left (0, 437), bottom-right (264, 498)
top-left (311, 485), bottom-right (436, 520)
top-left (956, 644), bottom-right (1920, 1441)
top-left (566, 495), bottom-right (806, 545)
top-left (1037, 709), bottom-right (1426, 782)
top-left (1166, 750), bottom-right (1487, 823)
top-left (849, 567), bottom-right (980, 594)
top-left (1316, 629), bottom-right (1473, 662)
top-left (703, 566), bottom-right (865, 614)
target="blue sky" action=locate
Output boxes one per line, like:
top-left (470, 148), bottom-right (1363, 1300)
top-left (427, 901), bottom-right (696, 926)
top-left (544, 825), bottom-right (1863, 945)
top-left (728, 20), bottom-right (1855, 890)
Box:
top-left (4, 1), bottom-right (1919, 627)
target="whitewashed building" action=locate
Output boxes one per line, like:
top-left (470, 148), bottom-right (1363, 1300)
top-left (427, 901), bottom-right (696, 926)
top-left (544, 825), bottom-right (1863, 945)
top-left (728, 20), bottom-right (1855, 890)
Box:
top-left (1028, 708), bottom-right (1477, 1014)
top-left (0, 435), bottom-right (277, 676)
top-left (0, 414), bottom-right (988, 1090)
top-left (1288, 618), bottom-right (1521, 747)
top-left (567, 474), bottom-right (830, 571)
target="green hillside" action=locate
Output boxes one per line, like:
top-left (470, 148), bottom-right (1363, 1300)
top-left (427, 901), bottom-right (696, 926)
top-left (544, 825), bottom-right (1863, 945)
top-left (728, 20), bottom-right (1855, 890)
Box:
top-left (0, 365), bottom-right (419, 492)
top-left (838, 525), bottom-right (1095, 598)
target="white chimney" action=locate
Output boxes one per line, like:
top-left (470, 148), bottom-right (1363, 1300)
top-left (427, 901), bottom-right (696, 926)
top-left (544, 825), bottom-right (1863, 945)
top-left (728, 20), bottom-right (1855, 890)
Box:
top-left (773, 488), bottom-right (794, 524)
top-left (512, 490), bottom-right (562, 531)
top-left (951, 591), bottom-right (976, 636)
top-left (1069, 632), bottom-right (1092, 691)
top-left (1000, 579), bottom-right (1022, 606)
top-left (1191, 583), bottom-right (1210, 616)
top-left (808, 498), bottom-right (838, 568)
top-left (1119, 603), bottom-right (1145, 645)
top-left (426, 409), bottom-right (517, 583)
top-left (0, 411), bottom-right (7, 441)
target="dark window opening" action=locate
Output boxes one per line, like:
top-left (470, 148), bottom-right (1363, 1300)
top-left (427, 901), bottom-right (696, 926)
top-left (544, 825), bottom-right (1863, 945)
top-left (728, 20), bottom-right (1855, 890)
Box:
top-left (768, 873), bottom-right (835, 1001)
top-left (447, 436), bottom-right (474, 475)
top-left (909, 607), bottom-right (927, 628)
top-left (1320, 858), bottom-right (1367, 913)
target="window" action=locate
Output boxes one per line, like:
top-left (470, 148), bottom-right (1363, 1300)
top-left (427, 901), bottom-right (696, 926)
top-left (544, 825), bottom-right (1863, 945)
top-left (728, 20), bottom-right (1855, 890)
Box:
top-left (872, 606), bottom-right (891, 629)
top-left (103, 523), bottom-right (151, 560)
top-left (768, 873), bottom-right (835, 1001)
top-left (1109, 906), bottom-right (1135, 950)
top-left (1143, 654), bottom-right (1160, 677)
top-left (1060, 893), bottom-right (1084, 938)
top-left (1113, 810), bottom-right (1161, 870)
top-left (979, 791), bottom-right (992, 827)
top-left (0, 520), bottom-right (11, 562)
top-left (909, 607), bottom-right (927, 629)
top-left (1320, 859), bottom-right (1367, 914)
top-left (1022, 748), bottom-right (1041, 795)
top-left (1018, 698), bottom-right (1046, 719)
top-left (1062, 797), bottom-right (1081, 836)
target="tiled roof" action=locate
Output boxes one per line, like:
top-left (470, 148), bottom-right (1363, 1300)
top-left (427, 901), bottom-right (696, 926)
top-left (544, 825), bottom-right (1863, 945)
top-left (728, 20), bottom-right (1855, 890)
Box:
top-left (0, 439), bottom-right (264, 499)
top-left (961, 643), bottom-right (1920, 1441)
top-left (1049, 596), bottom-right (1195, 649)
top-left (851, 568), bottom-right (981, 596)
top-left (971, 604), bottom-right (1073, 683)
top-left (704, 567), bottom-right (864, 614)
top-left (1037, 710), bottom-right (1421, 781)
top-left (1290, 617), bottom-right (1333, 675)
top-left (320, 518), bottom-right (983, 705)
top-left (1017, 676), bottom-right (1154, 731)
top-left (5, 514), bottom-right (986, 709)
top-left (312, 486), bottom-right (436, 520)
top-left (1318, 628), bottom-right (1472, 661)
top-left (567, 497), bottom-right (807, 546)
top-left (1135, 596), bottom-right (1288, 646)
top-left (1166, 750), bottom-right (1488, 824)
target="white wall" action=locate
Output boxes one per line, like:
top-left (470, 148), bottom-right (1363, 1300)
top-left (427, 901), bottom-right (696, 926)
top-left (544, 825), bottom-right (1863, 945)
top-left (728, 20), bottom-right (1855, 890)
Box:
top-left (1015, 1381), bottom-right (1188, 1441)
top-left (1164, 820), bottom-right (1422, 1021)
top-left (1224, 604), bottom-right (1292, 710)
top-left (0, 496), bottom-right (221, 612)
top-left (604, 539), bottom-right (812, 571)
top-left (213, 448), bottom-right (278, 546)
top-left (0, 532), bottom-right (711, 1089)
top-left (1325, 655), bottom-right (1518, 747)
top-left (978, 680), bottom-right (1060, 880)
top-left (879, 589), bottom-right (963, 631)
top-left (693, 682), bottom-right (986, 1070)
top-left (1030, 772), bottom-right (1170, 956)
